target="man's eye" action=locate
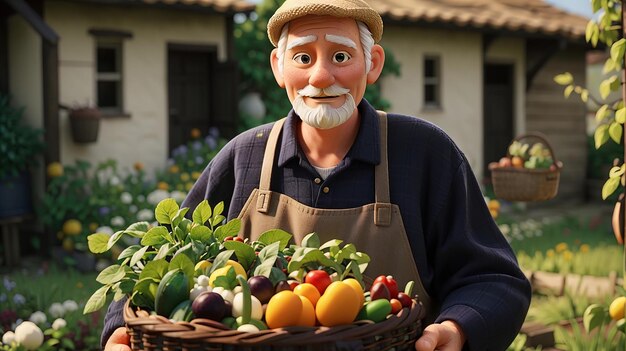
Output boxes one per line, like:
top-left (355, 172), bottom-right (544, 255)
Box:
top-left (293, 53), bottom-right (312, 65)
top-left (333, 51), bottom-right (351, 63)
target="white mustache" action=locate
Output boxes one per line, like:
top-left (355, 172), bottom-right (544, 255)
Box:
top-left (297, 84), bottom-right (351, 98)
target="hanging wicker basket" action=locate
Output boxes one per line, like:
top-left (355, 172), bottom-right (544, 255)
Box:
top-left (490, 133), bottom-right (562, 202)
top-left (123, 297), bottom-right (425, 351)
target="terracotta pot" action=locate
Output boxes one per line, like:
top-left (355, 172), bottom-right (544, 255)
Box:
top-left (69, 108), bottom-right (101, 143)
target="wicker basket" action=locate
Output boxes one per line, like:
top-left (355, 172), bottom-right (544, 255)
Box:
top-left (490, 133), bottom-right (561, 202)
top-left (124, 298), bottom-right (425, 351)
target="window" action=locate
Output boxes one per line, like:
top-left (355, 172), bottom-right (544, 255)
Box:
top-left (423, 55), bottom-right (441, 108)
top-left (96, 41), bottom-right (122, 112)
top-left (89, 29), bottom-right (132, 115)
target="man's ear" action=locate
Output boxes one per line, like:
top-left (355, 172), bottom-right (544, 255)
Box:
top-left (270, 49), bottom-right (285, 88)
top-left (366, 44), bottom-right (386, 84)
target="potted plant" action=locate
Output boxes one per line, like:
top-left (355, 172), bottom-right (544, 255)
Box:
top-left (68, 104), bottom-right (101, 143)
top-left (0, 94), bottom-right (45, 218)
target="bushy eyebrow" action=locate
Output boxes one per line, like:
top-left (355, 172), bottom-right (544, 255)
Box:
top-left (287, 35), bottom-right (318, 50)
top-left (325, 34), bottom-right (357, 49)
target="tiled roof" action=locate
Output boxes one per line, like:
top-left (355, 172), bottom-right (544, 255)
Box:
top-left (366, 0), bottom-right (588, 40)
top-left (139, 0), bottom-right (255, 13)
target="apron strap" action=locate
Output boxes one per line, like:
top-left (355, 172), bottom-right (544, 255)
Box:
top-left (257, 118), bottom-right (287, 213)
top-left (374, 111), bottom-right (392, 226)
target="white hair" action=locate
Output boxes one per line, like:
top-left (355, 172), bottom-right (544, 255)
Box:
top-left (276, 21), bottom-right (375, 76)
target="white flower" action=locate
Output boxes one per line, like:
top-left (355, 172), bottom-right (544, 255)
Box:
top-left (48, 303), bottom-right (65, 318)
top-left (29, 311), bottom-right (46, 325)
top-left (170, 190), bottom-right (187, 203)
top-left (12, 294), bottom-right (25, 305)
top-left (14, 321), bottom-right (44, 350)
top-left (96, 226), bottom-right (114, 235)
top-left (111, 216), bottom-right (125, 227)
top-left (137, 209), bottom-right (154, 221)
top-left (129, 205), bottom-right (138, 213)
top-left (147, 190), bottom-right (170, 206)
top-left (120, 192), bottom-right (133, 204)
top-left (62, 300), bottom-right (78, 312)
top-left (52, 318), bottom-right (67, 330)
top-left (2, 331), bottom-right (15, 345)
top-left (138, 195), bottom-right (145, 202)
top-left (110, 176), bottom-right (121, 186)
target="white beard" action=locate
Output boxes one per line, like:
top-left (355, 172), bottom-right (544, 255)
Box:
top-left (293, 84), bottom-right (357, 130)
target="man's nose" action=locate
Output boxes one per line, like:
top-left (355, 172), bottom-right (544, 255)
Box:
top-left (308, 59), bottom-right (336, 89)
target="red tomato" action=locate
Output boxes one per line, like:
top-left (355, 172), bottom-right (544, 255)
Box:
top-left (305, 270), bottom-right (332, 295)
top-left (373, 275), bottom-right (399, 298)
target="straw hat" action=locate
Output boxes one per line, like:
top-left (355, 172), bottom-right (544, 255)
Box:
top-left (267, 0), bottom-right (383, 47)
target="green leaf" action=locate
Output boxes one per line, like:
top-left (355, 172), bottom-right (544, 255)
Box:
top-left (154, 243), bottom-right (171, 260)
top-left (268, 266), bottom-right (288, 285)
top-left (127, 221), bottom-right (150, 233)
top-left (172, 207), bottom-right (190, 228)
top-left (258, 229), bottom-right (292, 250)
top-left (169, 253), bottom-right (195, 288)
top-left (96, 264), bottom-right (126, 284)
top-left (107, 231), bottom-right (125, 250)
top-left (319, 239), bottom-right (343, 251)
top-left (603, 57), bottom-right (617, 74)
top-left (83, 285), bottom-right (110, 314)
top-left (213, 201), bottom-right (225, 218)
top-left (87, 233), bottom-right (110, 254)
top-left (190, 225), bottom-right (212, 242)
top-left (586, 21), bottom-right (596, 43)
top-left (130, 246), bottom-right (149, 266)
top-left (609, 165), bottom-right (626, 178)
top-left (554, 72), bottom-right (573, 85)
top-left (583, 304), bottom-right (606, 333)
top-left (591, 0), bottom-right (601, 13)
top-left (117, 245), bottom-right (141, 261)
top-left (609, 121), bottom-right (622, 143)
top-left (595, 124), bottom-right (610, 149)
top-left (141, 226), bottom-right (171, 246)
top-left (192, 200), bottom-right (212, 225)
top-left (224, 240), bottom-right (256, 272)
top-left (335, 244), bottom-right (357, 263)
top-left (602, 176), bottom-right (620, 200)
top-left (287, 249), bottom-right (343, 274)
top-left (610, 38), bottom-right (626, 64)
top-left (258, 241), bottom-right (280, 262)
top-left (213, 266), bottom-right (237, 290)
top-left (563, 85), bottom-right (574, 98)
top-left (596, 105), bottom-right (610, 123)
top-left (301, 233), bottom-right (320, 248)
top-left (139, 259), bottom-right (169, 280)
top-left (155, 198), bottom-right (179, 224)
top-left (600, 76), bottom-right (619, 99)
top-left (616, 108), bottom-right (626, 124)
top-left (220, 219), bottom-right (242, 241)
top-left (581, 89), bottom-right (589, 103)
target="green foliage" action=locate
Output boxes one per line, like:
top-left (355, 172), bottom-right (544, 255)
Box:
top-left (234, 0), bottom-right (401, 129)
top-left (0, 94), bottom-right (45, 179)
top-left (555, 0), bottom-right (624, 200)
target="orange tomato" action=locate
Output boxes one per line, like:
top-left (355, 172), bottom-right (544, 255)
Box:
top-left (293, 283), bottom-right (321, 307)
top-left (390, 298), bottom-right (403, 314)
top-left (297, 295), bottom-right (316, 326)
top-left (265, 291), bottom-right (302, 329)
top-left (315, 282), bottom-right (360, 327)
top-left (342, 278), bottom-right (365, 309)
top-left (511, 156), bottom-right (524, 168)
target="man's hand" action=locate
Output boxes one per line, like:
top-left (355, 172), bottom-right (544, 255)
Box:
top-left (104, 327), bottom-right (131, 351)
top-left (415, 320), bottom-right (466, 351)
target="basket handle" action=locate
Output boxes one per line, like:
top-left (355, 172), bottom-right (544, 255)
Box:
top-left (506, 132), bottom-right (559, 166)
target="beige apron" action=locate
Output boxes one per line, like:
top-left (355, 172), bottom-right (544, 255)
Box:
top-left (237, 111), bottom-right (432, 315)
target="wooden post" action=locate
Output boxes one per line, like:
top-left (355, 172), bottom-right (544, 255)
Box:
top-left (622, 1), bottom-right (626, 289)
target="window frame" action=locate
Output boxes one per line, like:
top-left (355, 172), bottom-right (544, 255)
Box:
top-left (423, 54), bottom-right (442, 110)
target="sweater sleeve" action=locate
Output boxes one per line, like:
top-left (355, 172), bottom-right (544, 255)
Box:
top-left (430, 158), bottom-right (531, 351)
top-left (100, 297), bottom-right (126, 350)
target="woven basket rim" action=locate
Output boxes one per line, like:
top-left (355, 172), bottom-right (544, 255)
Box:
top-left (123, 297), bottom-right (425, 347)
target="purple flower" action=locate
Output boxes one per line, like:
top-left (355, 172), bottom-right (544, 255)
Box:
top-left (3, 277), bottom-right (15, 292)
top-left (192, 141), bottom-right (202, 151)
top-left (12, 294), bottom-right (25, 305)
top-left (208, 127), bottom-right (219, 138)
top-left (195, 156), bottom-right (204, 165)
top-left (99, 207), bottom-right (110, 216)
top-left (205, 136), bottom-right (217, 150)
top-left (172, 145), bottom-right (188, 157)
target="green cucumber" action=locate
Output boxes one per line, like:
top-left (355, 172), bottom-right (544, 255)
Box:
top-left (404, 280), bottom-right (415, 296)
top-left (155, 269), bottom-right (189, 317)
top-left (365, 299), bottom-right (392, 323)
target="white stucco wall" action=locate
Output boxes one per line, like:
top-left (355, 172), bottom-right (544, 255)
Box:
top-left (7, 16), bottom-right (43, 129)
top-left (379, 27), bottom-right (484, 177)
top-left (45, 0), bottom-right (228, 174)
top-left (379, 28), bottom-right (528, 181)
